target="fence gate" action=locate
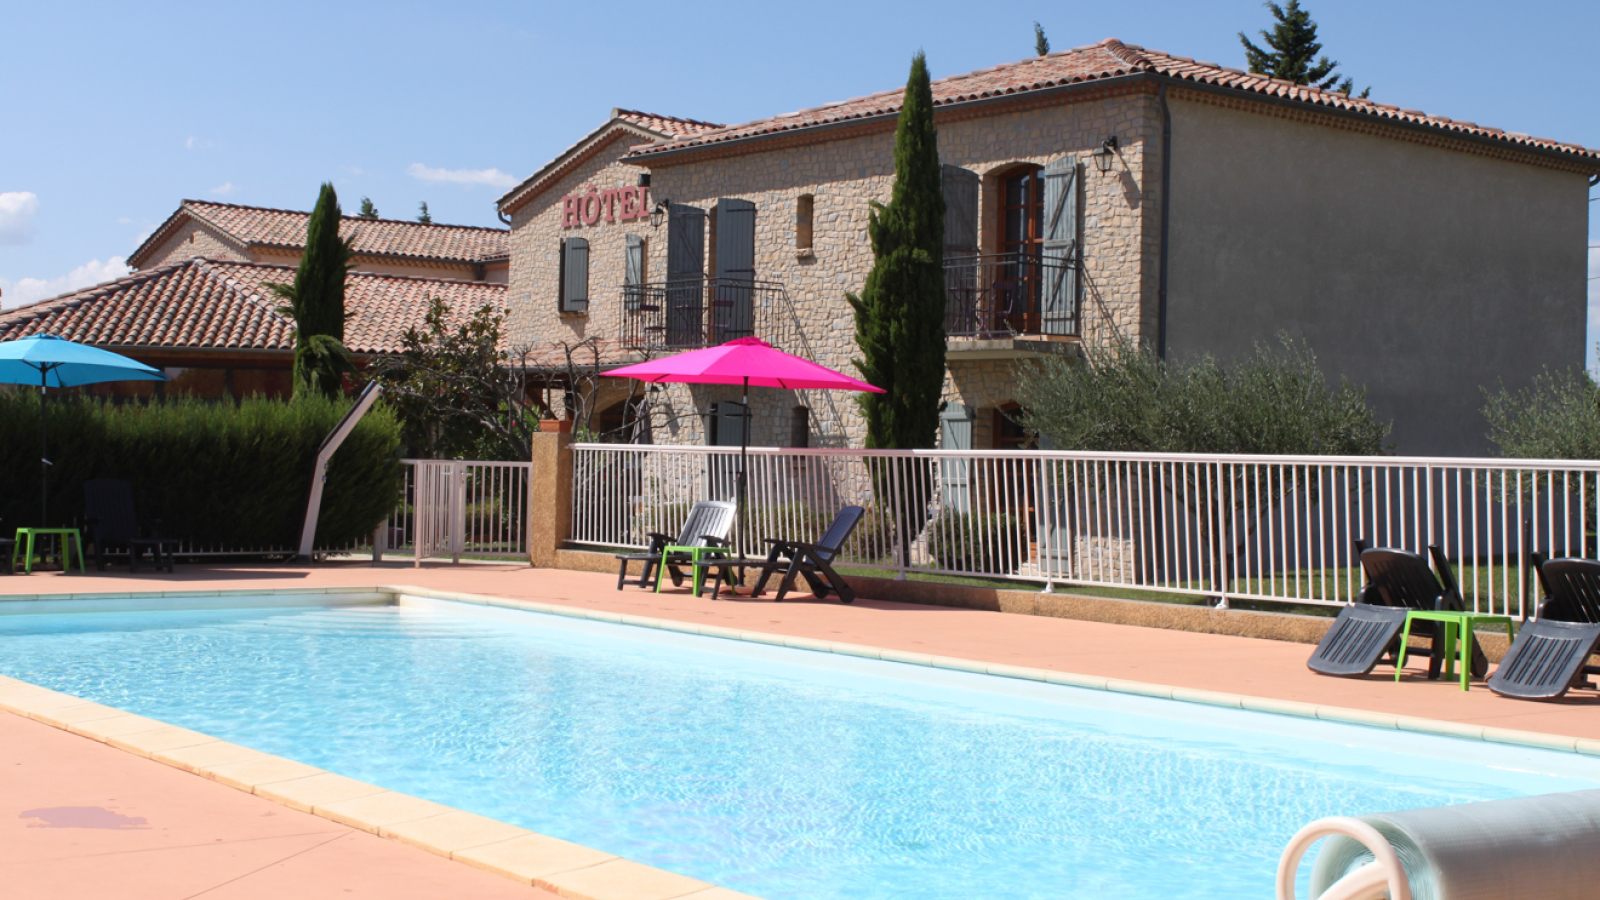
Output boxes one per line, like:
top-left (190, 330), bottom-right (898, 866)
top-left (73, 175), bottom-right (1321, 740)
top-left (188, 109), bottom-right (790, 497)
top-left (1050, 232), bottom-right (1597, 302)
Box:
top-left (412, 461), bottom-right (465, 564)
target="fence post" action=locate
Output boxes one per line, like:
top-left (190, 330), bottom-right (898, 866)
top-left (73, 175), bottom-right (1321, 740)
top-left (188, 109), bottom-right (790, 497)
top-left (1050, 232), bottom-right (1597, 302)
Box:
top-left (530, 432), bottom-right (573, 568)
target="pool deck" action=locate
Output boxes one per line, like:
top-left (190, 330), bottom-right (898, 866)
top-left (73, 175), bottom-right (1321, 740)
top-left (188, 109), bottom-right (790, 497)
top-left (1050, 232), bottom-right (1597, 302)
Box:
top-left (4, 560), bottom-right (1599, 899)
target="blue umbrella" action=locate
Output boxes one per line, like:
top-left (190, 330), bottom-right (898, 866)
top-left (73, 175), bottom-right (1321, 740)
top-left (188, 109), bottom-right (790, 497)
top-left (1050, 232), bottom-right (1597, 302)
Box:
top-left (0, 334), bottom-right (165, 525)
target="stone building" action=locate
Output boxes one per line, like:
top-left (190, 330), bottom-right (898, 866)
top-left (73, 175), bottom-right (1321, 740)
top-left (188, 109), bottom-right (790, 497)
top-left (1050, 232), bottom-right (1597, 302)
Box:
top-left (132, 200), bottom-right (510, 284)
top-left (505, 40), bottom-right (1596, 455)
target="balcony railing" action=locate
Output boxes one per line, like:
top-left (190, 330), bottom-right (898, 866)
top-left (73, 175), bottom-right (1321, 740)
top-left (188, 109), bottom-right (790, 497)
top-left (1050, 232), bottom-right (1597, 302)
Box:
top-left (621, 277), bottom-right (798, 352)
top-left (944, 252), bottom-right (1078, 339)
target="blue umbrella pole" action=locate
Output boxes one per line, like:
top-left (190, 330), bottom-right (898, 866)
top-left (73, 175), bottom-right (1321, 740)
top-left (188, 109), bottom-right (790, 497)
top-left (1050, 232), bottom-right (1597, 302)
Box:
top-left (39, 366), bottom-right (50, 526)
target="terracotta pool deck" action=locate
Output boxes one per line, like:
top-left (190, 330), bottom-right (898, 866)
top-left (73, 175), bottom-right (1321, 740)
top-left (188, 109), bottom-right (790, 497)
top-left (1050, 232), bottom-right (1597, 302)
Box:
top-left (3, 560), bottom-right (1599, 899)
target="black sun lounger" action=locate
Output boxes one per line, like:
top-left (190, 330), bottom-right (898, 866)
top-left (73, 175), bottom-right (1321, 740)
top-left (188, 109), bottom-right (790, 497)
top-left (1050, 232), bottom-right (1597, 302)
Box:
top-left (613, 500), bottom-right (736, 591)
top-left (1308, 544), bottom-right (1483, 679)
top-left (1488, 557), bottom-right (1600, 700)
top-left (84, 479), bottom-right (178, 573)
top-left (701, 506), bottom-right (866, 603)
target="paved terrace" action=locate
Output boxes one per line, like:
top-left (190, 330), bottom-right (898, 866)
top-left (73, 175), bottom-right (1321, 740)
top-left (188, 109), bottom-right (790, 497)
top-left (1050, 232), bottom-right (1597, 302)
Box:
top-left (3, 561), bottom-right (1598, 899)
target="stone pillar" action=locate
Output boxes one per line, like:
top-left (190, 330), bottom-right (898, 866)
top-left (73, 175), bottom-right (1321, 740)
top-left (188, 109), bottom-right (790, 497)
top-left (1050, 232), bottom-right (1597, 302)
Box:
top-left (529, 431), bottom-right (573, 568)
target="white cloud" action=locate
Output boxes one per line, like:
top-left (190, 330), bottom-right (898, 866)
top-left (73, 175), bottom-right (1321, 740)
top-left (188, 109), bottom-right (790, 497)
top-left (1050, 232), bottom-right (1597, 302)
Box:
top-left (209, 182), bottom-right (237, 196)
top-left (0, 191), bottom-right (41, 246)
top-left (407, 162), bottom-right (517, 188)
top-left (0, 257), bottom-right (130, 309)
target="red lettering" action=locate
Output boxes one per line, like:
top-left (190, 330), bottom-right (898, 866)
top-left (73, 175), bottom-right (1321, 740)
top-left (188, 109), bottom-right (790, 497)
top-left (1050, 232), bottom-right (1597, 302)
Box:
top-left (602, 188), bottom-right (619, 223)
top-left (620, 187), bottom-right (640, 221)
top-left (561, 196), bottom-right (579, 228)
top-left (581, 190), bottom-right (601, 226)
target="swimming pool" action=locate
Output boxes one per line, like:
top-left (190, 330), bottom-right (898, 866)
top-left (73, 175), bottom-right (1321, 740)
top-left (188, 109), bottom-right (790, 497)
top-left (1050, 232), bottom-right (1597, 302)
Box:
top-left (2, 594), bottom-right (1596, 900)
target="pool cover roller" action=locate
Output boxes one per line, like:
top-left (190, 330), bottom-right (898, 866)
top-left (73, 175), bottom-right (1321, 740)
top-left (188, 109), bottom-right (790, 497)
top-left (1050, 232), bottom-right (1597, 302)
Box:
top-left (1279, 789), bottom-right (1600, 900)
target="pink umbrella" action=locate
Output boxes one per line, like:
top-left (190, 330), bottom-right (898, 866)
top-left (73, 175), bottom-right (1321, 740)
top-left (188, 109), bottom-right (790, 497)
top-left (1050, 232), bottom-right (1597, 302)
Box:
top-left (603, 337), bottom-right (883, 546)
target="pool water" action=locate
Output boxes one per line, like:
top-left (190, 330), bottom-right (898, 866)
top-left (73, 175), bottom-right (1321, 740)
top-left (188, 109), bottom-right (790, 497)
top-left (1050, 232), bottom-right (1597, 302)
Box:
top-left (2, 598), bottom-right (1596, 900)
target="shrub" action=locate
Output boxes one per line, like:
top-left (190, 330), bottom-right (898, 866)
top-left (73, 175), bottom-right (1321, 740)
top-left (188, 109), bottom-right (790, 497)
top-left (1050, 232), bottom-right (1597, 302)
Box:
top-left (0, 393), bottom-right (402, 549)
top-left (1482, 367), bottom-right (1600, 461)
top-left (1015, 335), bottom-right (1390, 455)
top-left (926, 509), bottom-right (1024, 573)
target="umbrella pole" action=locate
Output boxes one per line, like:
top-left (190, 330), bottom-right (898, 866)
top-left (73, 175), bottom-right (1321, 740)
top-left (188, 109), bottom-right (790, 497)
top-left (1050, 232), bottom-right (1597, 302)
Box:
top-left (38, 366), bottom-right (49, 526)
top-left (738, 376), bottom-right (749, 558)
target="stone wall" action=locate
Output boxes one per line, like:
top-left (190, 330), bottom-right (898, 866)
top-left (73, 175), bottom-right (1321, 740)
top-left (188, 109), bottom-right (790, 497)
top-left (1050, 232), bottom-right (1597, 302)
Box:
top-left (137, 221), bottom-right (246, 269)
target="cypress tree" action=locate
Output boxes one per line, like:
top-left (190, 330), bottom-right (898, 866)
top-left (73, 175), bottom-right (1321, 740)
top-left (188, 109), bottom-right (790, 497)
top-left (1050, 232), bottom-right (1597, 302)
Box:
top-left (1239, 1), bottom-right (1368, 97)
top-left (267, 183), bottom-right (355, 400)
top-left (848, 51), bottom-right (946, 450)
top-left (1034, 22), bottom-right (1050, 57)
top-left (357, 197), bottom-right (380, 219)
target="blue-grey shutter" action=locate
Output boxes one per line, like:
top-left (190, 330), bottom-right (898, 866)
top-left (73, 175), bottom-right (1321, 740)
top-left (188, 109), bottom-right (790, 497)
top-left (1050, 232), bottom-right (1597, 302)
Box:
top-left (713, 198), bottom-right (756, 344)
top-left (714, 401), bottom-right (747, 447)
top-left (561, 236), bottom-right (589, 312)
top-left (1040, 157), bottom-right (1079, 336)
top-left (940, 404), bottom-right (974, 513)
top-left (941, 164), bottom-right (980, 258)
top-left (623, 233), bottom-right (644, 310)
top-left (666, 203), bottom-right (705, 347)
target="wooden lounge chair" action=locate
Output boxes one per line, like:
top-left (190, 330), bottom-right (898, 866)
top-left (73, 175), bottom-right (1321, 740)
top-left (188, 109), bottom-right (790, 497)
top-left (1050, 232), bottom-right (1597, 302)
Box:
top-left (613, 500), bottom-right (736, 591)
top-left (1488, 556), bottom-right (1600, 700)
top-left (83, 479), bottom-right (178, 573)
top-left (1308, 544), bottom-right (1483, 679)
top-left (702, 506), bottom-right (865, 604)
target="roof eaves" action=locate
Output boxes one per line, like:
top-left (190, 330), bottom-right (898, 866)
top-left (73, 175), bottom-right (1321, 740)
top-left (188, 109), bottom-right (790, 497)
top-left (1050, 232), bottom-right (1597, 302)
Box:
top-left (627, 71), bottom-right (1159, 165)
top-left (496, 119), bottom-right (663, 215)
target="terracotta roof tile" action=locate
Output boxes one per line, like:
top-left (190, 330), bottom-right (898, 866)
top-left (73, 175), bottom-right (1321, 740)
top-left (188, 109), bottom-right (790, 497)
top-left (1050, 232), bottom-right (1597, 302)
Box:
top-left (613, 108), bottom-right (723, 137)
top-left (130, 201), bottom-right (510, 269)
top-left (626, 39), bottom-right (1600, 166)
top-left (0, 258), bottom-right (507, 356)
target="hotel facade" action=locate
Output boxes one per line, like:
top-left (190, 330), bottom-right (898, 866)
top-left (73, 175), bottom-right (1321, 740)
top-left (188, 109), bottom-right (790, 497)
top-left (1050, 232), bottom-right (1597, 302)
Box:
top-left (499, 40), bottom-right (1599, 456)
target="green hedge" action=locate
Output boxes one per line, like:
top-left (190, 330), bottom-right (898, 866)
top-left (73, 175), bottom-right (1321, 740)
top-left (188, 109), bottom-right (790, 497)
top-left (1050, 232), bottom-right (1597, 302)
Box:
top-left (926, 509), bottom-right (1024, 573)
top-left (0, 393), bottom-right (402, 549)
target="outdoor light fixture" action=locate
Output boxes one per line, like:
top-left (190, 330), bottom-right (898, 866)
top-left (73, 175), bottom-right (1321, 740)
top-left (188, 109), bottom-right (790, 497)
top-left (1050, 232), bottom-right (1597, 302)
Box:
top-left (1092, 135), bottom-right (1119, 173)
top-left (649, 200), bottom-right (670, 229)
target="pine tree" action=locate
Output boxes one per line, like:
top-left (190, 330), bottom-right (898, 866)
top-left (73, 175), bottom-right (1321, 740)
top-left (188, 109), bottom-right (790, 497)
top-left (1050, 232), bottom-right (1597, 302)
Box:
top-left (267, 183), bottom-right (356, 400)
top-left (1239, 1), bottom-right (1369, 97)
top-left (357, 197), bottom-right (380, 219)
top-left (1034, 22), bottom-right (1050, 56)
top-left (417, 201), bottom-right (433, 224)
top-left (848, 51), bottom-right (946, 450)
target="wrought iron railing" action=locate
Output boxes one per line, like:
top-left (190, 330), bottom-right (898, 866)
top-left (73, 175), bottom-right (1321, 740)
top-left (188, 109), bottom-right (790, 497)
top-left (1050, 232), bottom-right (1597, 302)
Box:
top-left (571, 443), bottom-right (1600, 617)
top-left (944, 252), bottom-right (1078, 339)
top-left (620, 277), bottom-right (799, 351)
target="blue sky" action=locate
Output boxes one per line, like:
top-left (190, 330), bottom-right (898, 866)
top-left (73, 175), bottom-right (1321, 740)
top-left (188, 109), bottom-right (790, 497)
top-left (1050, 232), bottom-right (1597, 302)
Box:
top-left (3, 0), bottom-right (1596, 355)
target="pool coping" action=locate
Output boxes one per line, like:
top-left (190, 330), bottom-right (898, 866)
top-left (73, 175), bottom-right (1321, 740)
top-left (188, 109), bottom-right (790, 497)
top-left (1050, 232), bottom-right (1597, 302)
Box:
top-left (3, 583), bottom-right (1599, 900)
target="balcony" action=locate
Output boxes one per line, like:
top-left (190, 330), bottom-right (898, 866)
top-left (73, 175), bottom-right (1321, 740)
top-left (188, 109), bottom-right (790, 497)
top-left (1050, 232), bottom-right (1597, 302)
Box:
top-left (621, 277), bottom-right (798, 352)
top-left (944, 252), bottom-right (1078, 340)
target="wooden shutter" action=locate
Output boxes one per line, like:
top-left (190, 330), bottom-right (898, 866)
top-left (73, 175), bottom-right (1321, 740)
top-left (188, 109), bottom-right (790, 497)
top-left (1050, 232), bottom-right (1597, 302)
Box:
top-left (623, 233), bottom-right (644, 310)
top-left (941, 164), bottom-right (980, 258)
top-left (1040, 157), bottom-right (1079, 335)
top-left (940, 404), bottom-right (974, 513)
top-left (714, 401), bottom-right (747, 447)
top-left (666, 204), bottom-right (706, 346)
top-left (713, 198), bottom-right (757, 344)
top-left (561, 236), bottom-right (589, 312)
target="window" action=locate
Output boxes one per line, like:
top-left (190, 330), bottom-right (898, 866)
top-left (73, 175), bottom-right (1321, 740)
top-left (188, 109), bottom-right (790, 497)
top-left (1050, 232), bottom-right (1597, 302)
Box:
top-left (994, 403), bottom-right (1037, 450)
top-left (788, 405), bottom-right (809, 448)
top-left (1000, 165), bottom-right (1046, 258)
top-left (623, 234), bottom-right (645, 310)
top-left (558, 237), bottom-right (589, 313)
top-left (795, 194), bottom-right (814, 252)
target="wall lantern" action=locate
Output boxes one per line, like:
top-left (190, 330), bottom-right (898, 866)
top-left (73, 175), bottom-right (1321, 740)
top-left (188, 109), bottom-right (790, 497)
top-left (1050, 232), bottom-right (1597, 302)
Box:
top-left (649, 200), bottom-right (671, 228)
top-left (1092, 136), bottom-right (1119, 173)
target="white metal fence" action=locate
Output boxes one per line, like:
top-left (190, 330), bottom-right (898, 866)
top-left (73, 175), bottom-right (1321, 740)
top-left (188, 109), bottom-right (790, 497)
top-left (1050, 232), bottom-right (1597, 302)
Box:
top-left (569, 444), bottom-right (1600, 617)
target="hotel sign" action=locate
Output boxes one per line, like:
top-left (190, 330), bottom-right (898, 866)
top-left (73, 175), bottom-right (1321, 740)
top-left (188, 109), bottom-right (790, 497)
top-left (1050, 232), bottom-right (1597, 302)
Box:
top-left (562, 185), bottom-right (649, 228)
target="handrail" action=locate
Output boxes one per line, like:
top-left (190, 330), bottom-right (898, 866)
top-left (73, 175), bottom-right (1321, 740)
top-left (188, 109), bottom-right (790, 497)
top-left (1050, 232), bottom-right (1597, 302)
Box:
top-left (568, 442), bottom-right (1600, 470)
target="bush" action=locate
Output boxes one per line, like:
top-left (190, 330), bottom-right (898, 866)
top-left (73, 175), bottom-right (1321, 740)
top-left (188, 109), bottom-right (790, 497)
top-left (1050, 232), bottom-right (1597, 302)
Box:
top-left (0, 393), bottom-right (402, 549)
top-left (1015, 335), bottom-right (1390, 455)
top-left (926, 509), bottom-right (1024, 573)
top-left (1482, 367), bottom-right (1600, 461)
